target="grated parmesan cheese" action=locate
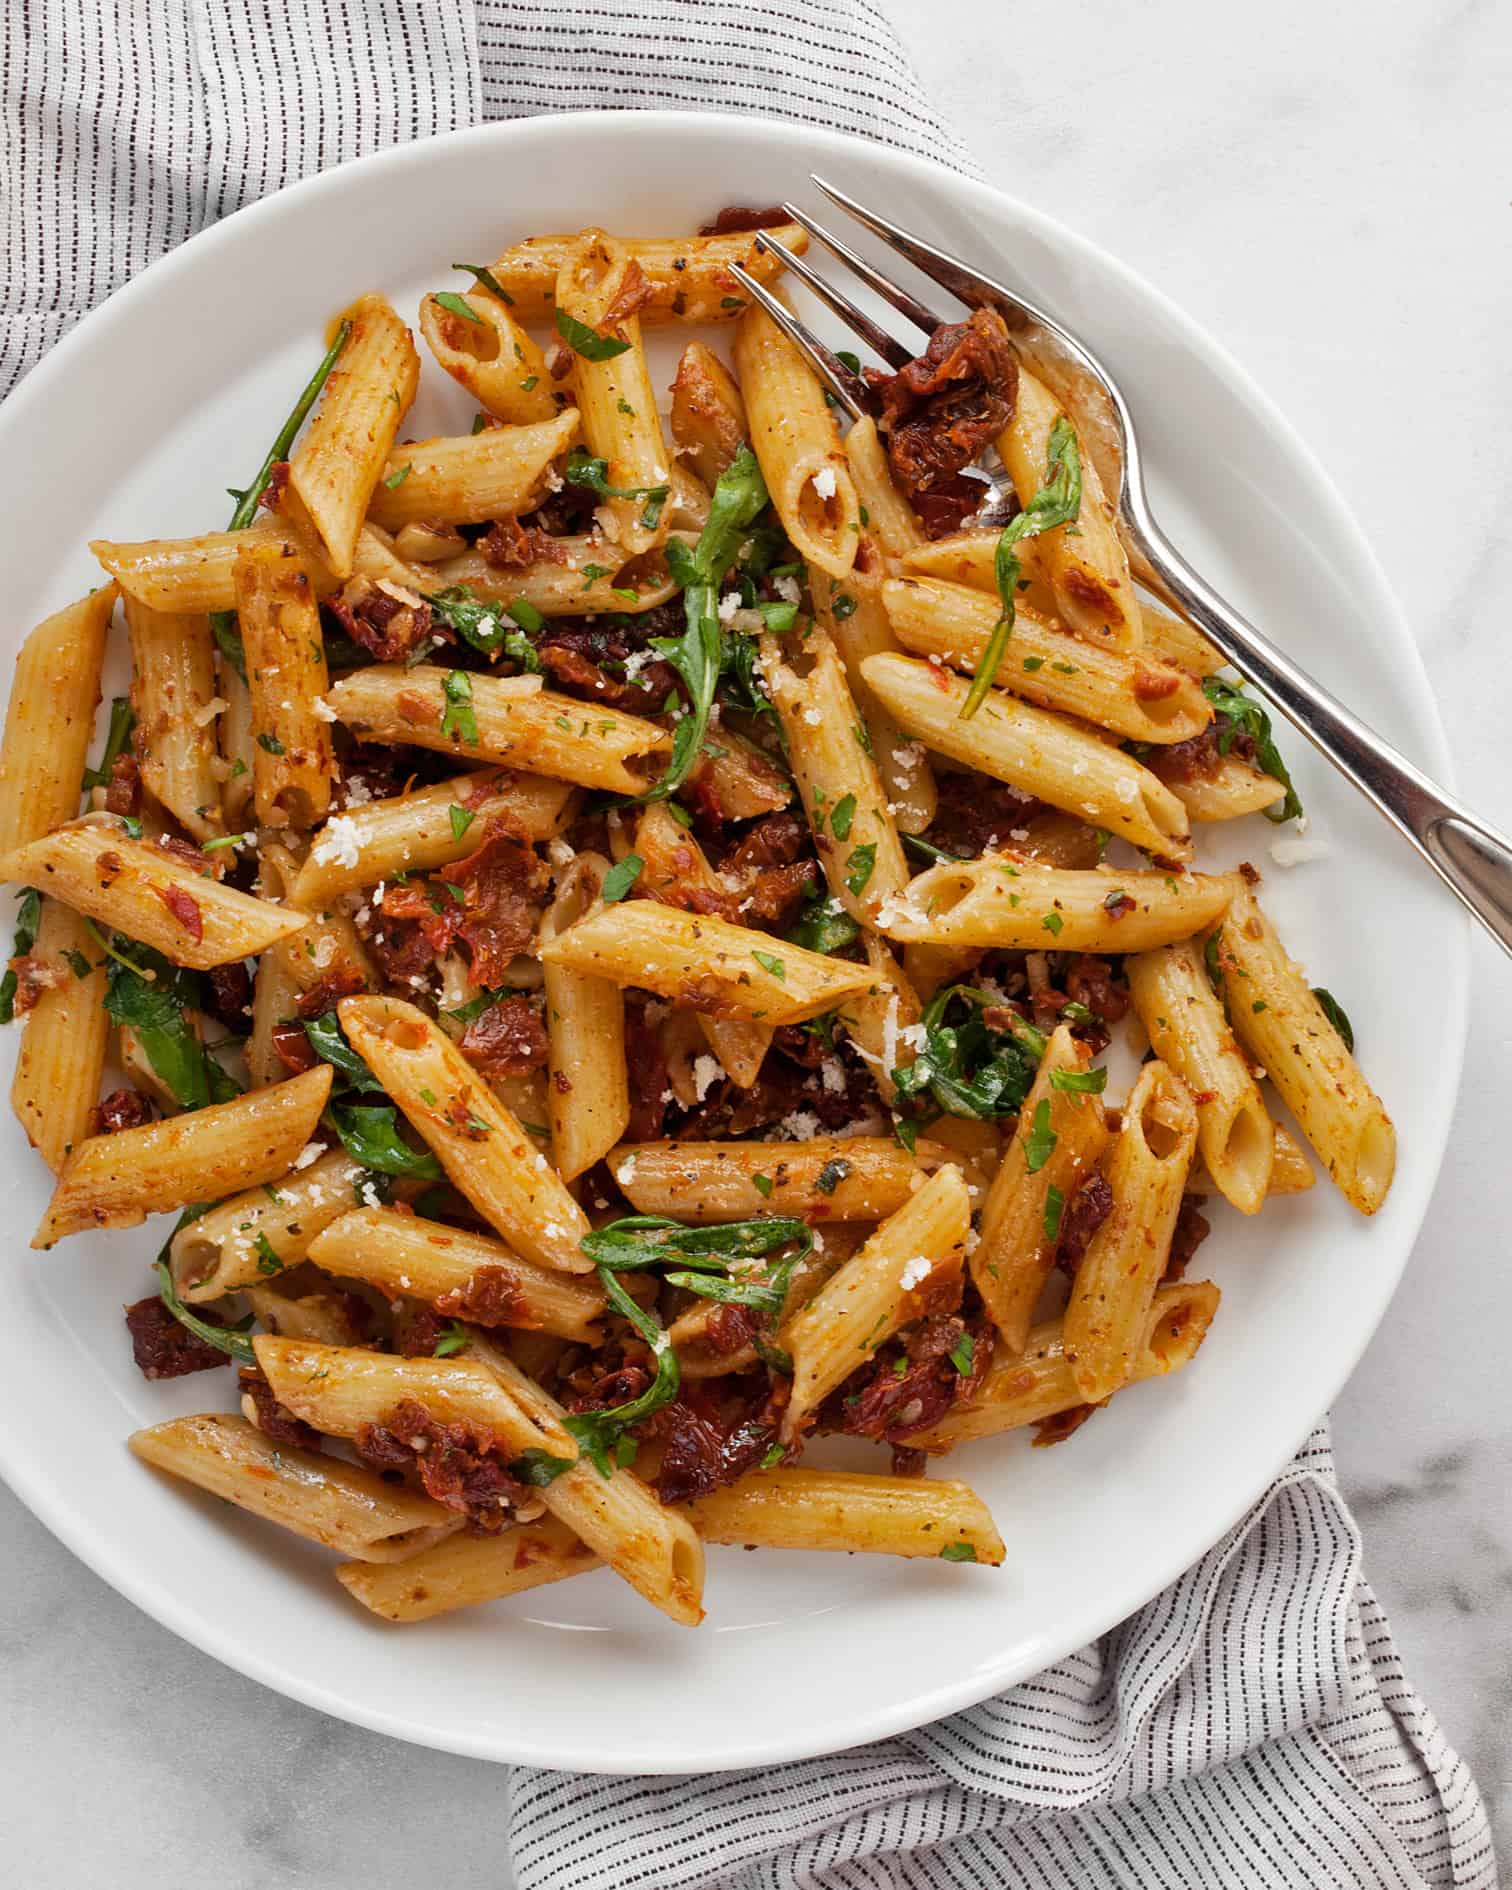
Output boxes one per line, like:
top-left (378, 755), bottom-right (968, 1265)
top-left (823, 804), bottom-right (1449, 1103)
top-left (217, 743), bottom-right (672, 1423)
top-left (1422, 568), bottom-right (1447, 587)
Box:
top-left (310, 814), bottom-right (362, 870)
top-left (692, 1054), bottom-right (724, 1100)
top-left (811, 466), bottom-right (838, 501)
top-left (1269, 833), bottom-right (1331, 868)
top-left (311, 695), bottom-right (338, 723)
top-left (900, 1255), bottom-right (932, 1289)
top-left (290, 1143), bottom-right (323, 1171)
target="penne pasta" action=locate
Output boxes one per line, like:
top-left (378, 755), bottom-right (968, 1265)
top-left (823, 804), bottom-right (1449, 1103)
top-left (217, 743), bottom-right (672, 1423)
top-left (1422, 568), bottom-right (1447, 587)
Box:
top-left (970, 1025), bottom-right (1112, 1353)
top-left (540, 853), bottom-right (630, 1180)
top-left (338, 995), bottom-right (593, 1273)
top-left (843, 416), bottom-right (926, 563)
top-left (91, 518), bottom-right (306, 614)
top-left (170, 1148), bottom-right (368, 1301)
top-left (0, 818), bottom-right (308, 968)
top-left (289, 292), bottom-right (418, 579)
top-left (0, 583), bottom-right (115, 855)
top-left (123, 595), bottom-right (225, 842)
top-left (325, 663), bottom-right (669, 796)
top-left (418, 289), bottom-right (556, 425)
top-left (485, 224), bottom-right (810, 325)
top-left (306, 1208), bottom-right (604, 1342)
top-left (607, 1134), bottom-right (962, 1223)
top-left (35, 1065), bottom-right (332, 1246)
top-left (734, 303), bottom-right (862, 579)
top-left (429, 538), bottom-right (682, 619)
top-left (1063, 1060), bottom-right (1198, 1402)
top-left (1219, 888), bottom-right (1395, 1214)
top-left (290, 769), bottom-right (576, 905)
top-left (538, 898), bottom-right (876, 1027)
top-left (10, 900), bottom-right (110, 1173)
top-left (233, 537), bottom-right (334, 831)
top-left (874, 858), bottom-right (1235, 952)
top-left (336, 1514), bottom-right (600, 1621)
top-left (1127, 938), bottom-right (1274, 1214)
top-left (130, 1414), bottom-right (460, 1561)
top-left (217, 668), bottom-right (256, 828)
top-left (861, 652), bottom-right (1191, 859)
top-left (881, 576), bottom-right (1211, 744)
top-left (781, 1164), bottom-right (971, 1441)
top-left (669, 340), bottom-right (748, 488)
top-left (367, 410), bottom-right (581, 530)
top-left (1156, 752), bottom-right (1288, 823)
top-left (686, 1466), bottom-right (1004, 1563)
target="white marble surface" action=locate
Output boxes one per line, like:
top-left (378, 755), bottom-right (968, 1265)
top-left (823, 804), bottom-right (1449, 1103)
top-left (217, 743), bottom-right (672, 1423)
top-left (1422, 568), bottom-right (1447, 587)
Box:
top-left (3, 2), bottom-right (1509, 1880)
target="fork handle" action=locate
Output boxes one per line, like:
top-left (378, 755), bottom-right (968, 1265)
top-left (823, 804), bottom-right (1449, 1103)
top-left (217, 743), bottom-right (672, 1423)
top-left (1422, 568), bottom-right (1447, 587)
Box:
top-left (1125, 511), bottom-right (1512, 959)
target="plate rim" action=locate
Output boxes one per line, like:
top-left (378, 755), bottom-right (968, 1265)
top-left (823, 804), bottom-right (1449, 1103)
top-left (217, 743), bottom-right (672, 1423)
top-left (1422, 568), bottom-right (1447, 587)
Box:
top-left (0, 107), bottom-right (1469, 1772)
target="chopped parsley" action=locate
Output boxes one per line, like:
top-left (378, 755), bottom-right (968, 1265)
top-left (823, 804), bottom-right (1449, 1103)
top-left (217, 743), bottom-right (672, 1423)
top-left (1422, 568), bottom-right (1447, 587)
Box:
top-left (553, 307), bottom-right (633, 360)
top-left (1023, 1098), bottom-right (1058, 1173)
top-left (440, 669), bottom-right (479, 745)
top-left (600, 853), bottom-right (644, 903)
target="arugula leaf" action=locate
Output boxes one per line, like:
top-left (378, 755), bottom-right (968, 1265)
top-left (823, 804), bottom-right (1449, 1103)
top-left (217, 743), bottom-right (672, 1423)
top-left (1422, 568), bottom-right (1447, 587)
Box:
top-left (1200, 675), bottom-right (1303, 822)
top-left (961, 416), bottom-right (1081, 719)
top-left (153, 1206), bottom-right (256, 1365)
top-left (639, 443), bottom-right (770, 802)
top-left (449, 804), bottom-right (475, 842)
top-left (752, 950), bottom-right (786, 981)
top-left (440, 670), bottom-right (479, 744)
top-left (326, 1104), bottom-right (443, 1179)
top-left (554, 308), bottom-right (633, 361)
top-left (562, 448), bottom-right (670, 529)
top-left (302, 1011), bottom-right (379, 1090)
top-left (427, 585), bottom-right (540, 670)
top-left (902, 832), bottom-right (969, 867)
top-left (1049, 1066), bottom-right (1107, 1095)
top-left (1023, 1098), bottom-right (1058, 1173)
top-left (581, 1213), bottom-right (811, 1272)
top-left (450, 262), bottom-right (515, 306)
top-left (0, 887), bottom-right (41, 1025)
top-left (432, 290), bottom-right (485, 325)
top-left (210, 320), bottom-right (351, 683)
top-left (432, 1322), bottom-right (472, 1357)
top-left (891, 985), bottom-right (1046, 1123)
top-left (551, 1266), bottom-right (681, 1478)
top-left (100, 934), bottom-right (237, 1110)
top-left (844, 843), bottom-right (876, 896)
top-left (81, 696), bottom-right (136, 791)
top-left (788, 892), bottom-right (860, 956)
top-left (1311, 986), bottom-right (1355, 1053)
top-left (600, 854), bottom-right (644, 903)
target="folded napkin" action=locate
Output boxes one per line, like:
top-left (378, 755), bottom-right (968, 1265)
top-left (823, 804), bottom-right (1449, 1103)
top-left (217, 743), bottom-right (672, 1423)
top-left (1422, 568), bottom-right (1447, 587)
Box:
top-left (1, 6), bottom-right (1495, 1887)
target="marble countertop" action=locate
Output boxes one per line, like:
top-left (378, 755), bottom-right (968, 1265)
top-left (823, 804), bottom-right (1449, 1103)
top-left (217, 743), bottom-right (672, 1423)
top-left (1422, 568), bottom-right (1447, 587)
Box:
top-left (3, 2), bottom-right (1508, 1880)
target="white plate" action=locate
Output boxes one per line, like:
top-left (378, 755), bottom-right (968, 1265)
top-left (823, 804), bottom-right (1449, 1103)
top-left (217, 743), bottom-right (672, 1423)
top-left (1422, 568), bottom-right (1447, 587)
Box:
top-left (0, 111), bottom-right (1467, 1772)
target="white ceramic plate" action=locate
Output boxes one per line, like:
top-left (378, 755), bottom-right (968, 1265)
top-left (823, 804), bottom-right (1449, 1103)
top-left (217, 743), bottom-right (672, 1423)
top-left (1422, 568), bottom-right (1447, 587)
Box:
top-left (0, 111), bottom-right (1467, 1772)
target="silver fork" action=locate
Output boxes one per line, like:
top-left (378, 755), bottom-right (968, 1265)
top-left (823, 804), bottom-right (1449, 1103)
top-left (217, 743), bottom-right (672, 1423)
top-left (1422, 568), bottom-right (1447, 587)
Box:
top-left (729, 177), bottom-right (1512, 961)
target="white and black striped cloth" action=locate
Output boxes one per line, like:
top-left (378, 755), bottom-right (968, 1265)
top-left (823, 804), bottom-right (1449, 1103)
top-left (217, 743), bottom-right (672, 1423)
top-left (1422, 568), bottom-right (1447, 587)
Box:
top-left (0, 7), bottom-right (1496, 1887)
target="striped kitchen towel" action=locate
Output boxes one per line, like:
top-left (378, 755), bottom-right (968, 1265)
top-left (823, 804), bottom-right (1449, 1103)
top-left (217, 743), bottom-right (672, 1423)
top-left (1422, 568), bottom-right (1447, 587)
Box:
top-left (0, 6), bottom-right (1496, 1887)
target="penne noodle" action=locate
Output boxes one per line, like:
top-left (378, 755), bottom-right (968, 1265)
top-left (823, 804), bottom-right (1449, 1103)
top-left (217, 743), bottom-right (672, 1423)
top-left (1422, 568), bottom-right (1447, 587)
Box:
top-left (217, 668), bottom-right (257, 828)
top-left (91, 518), bottom-right (308, 615)
top-left (909, 1280), bottom-right (1220, 1450)
top-left (233, 538), bottom-right (334, 831)
top-left (429, 538), bottom-right (682, 618)
top-left (881, 576), bottom-right (1211, 744)
top-left (485, 224), bottom-right (810, 325)
top-left (538, 899), bottom-right (876, 1027)
top-left (306, 1208), bottom-right (604, 1342)
top-left (338, 995), bottom-right (593, 1273)
top-left (1219, 888), bottom-right (1395, 1214)
top-left (1138, 603), bottom-right (1225, 677)
top-left (781, 1164), bottom-right (971, 1440)
top-left (325, 663), bottom-right (669, 796)
top-left (130, 1414), bottom-right (460, 1562)
top-left (367, 410), bottom-right (581, 531)
top-left (761, 629), bottom-right (909, 923)
top-left (734, 303), bottom-right (861, 579)
top-left (1063, 1061), bottom-right (1198, 1402)
top-left (669, 340), bottom-right (748, 488)
top-left (123, 595), bottom-right (225, 842)
top-left (1127, 938), bottom-right (1274, 1214)
top-left (35, 1065), bottom-right (332, 1246)
top-left (814, 569), bottom-right (937, 835)
top-left (999, 367), bottom-right (1141, 649)
top-left (170, 1148), bottom-right (368, 1301)
top-left (1156, 752), bottom-right (1288, 823)
top-left (861, 653), bottom-right (1190, 859)
top-left (0, 583), bottom-right (115, 855)
top-left (290, 769), bottom-right (576, 905)
top-left (608, 1133), bottom-right (963, 1223)
top-left (418, 289), bottom-right (556, 425)
top-left (900, 529), bottom-right (1055, 611)
top-left (289, 292), bottom-right (418, 578)
top-left (843, 416), bottom-right (926, 563)
top-left (540, 854), bottom-right (630, 1181)
top-left (243, 1284), bottom-right (374, 1346)
top-left (555, 233), bottom-right (671, 557)
top-left (10, 900), bottom-right (110, 1173)
top-left (970, 1025), bottom-right (1112, 1353)
top-left (336, 1514), bottom-right (600, 1621)
top-left (834, 934), bottom-right (922, 1108)
top-left (875, 858), bottom-right (1235, 952)
top-left (0, 819), bottom-right (308, 968)
top-left (686, 1467), bottom-right (1004, 1564)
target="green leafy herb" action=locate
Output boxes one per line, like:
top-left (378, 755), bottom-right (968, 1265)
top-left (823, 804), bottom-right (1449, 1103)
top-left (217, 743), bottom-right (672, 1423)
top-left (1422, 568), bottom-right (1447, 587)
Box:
top-left (902, 832), bottom-right (968, 867)
top-left (829, 793), bottom-right (856, 840)
top-left (1041, 911), bottom-right (1064, 938)
top-left (1023, 1098), bottom-right (1058, 1173)
top-left (383, 463), bottom-right (412, 490)
top-left (63, 948), bottom-right (93, 980)
top-left (948, 1331), bottom-right (974, 1375)
top-left (302, 1011), bottom-right (379, 1090)
top-left (1204, 928), bottom-right (1225, 995)
top-left (752, 1173), bottom-right (774, 1199)
top-left (507, 596), bottom-right (545, 635)
top-left (253, 1232), bottom-right (284, 1277)
top-left (448, 804), bottom-right (475, 842)
top-left (427, 585), bottom-right (541, 670)
top-left (939, 1541), bottom-right (978, 1563)
top-left (0, 888), bottom-right (41, 1024)
top-left (440, 670), bottom-right (479, 744)
top-left (1049, 1066), bottom-right (1108, 1095)
top-left (600, 853), bottom-right (644, 903)
top-left (844, 843), bottom-right (876, 896)
top-left (1043, 1183), bottom-right (1066, 1243)
top-left (449, 262), bottom-right (515, 306)
top-left (326, 1104), bottom-right (444, 1179)
top-left (961, 416), bottom-right (1082, 718)
top-left (814, 1158), bottom-right (852, 1197)
top-left (1311, 986), bottom-right (1355, 1053)
top-left (553, 307), bottom-right (633, 361)
top-left (257, 732), bottom-right (286, 756)
top-left (1200, 675), bottom-right (1303, 822)
top-left (153, 1253), bottom-right (256, 1366)
top-left (99, 933), bottom-right (238, 1111)
top-left (752, 950), bottom-right (786, 981)
top-left (639, 443), bottom-right (770, 801)
top-left (891, 985), bottom-right (1046, 1123)
top-left (433, 290), bottom-right (484, 325)
top-left (562, 448), bottom-right (670, 530)
top-left (787, 894), bottom-right (860, 956)
top-left (81, 696), bottom-right (136, 790)
top-left (433, 1323), bottom-right (472, 1357)
top-left (831, 592), bottom-right (858, 621)
top-left (760, 1443), bottom-right (786, 1470)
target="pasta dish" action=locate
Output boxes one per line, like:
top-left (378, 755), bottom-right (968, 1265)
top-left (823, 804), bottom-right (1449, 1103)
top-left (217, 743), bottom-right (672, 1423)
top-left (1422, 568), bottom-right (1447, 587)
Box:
top-left (0, 210), bottom-right (1395, 1627)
